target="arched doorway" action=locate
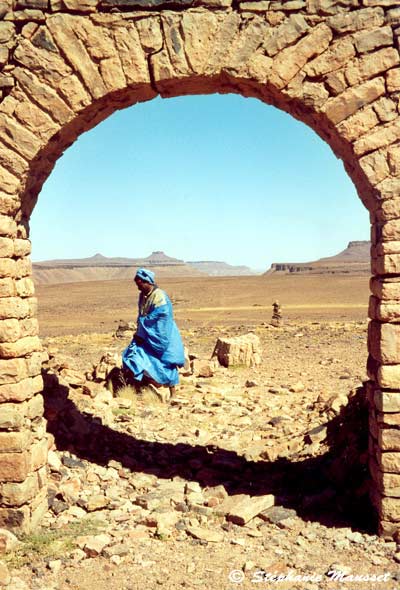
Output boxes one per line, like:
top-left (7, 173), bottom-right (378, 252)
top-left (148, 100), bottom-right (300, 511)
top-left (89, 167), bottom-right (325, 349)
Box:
top-left (0, 4), bottom-right (398, 537)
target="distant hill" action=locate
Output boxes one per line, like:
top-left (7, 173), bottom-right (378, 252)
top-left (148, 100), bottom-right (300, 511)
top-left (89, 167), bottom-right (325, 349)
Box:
top-left (265, 241), bottom-right (370, 276)
top-left (187, 261), bottom-right (256, 276)
top-left (33, 251), bottom-right (257, 285)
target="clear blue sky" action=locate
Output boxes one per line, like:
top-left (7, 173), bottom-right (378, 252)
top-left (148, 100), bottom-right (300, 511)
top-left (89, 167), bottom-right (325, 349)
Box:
top-left (30, 93), bottom-right (369, 272)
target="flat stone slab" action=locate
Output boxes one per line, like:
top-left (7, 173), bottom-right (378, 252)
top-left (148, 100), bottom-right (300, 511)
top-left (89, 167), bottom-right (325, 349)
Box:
top-left (217, 493), bottom-right (275, 525)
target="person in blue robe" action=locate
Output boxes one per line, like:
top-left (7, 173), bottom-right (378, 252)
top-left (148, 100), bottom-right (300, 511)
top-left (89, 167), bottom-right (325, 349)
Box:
top-left (122, 268), bottom-right (185, 393)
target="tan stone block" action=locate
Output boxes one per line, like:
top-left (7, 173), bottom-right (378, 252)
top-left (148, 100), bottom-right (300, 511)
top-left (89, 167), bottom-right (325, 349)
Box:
top-left (99, 56), bottom-right (126, 92)
top-left (377, 200), bottom-right (400, 222)
top-left (13, 37), bottom-right (72, 86)
top-left (269, 24), bottom-right (332, 89)
top-left (0, 238), bottom-right (13, 259)
top-left (376, 177), bottom-right (400, 201)
top-left (57, 74), bottom-right (92, 112)
top-left (30, 489), bottom-right (48, 530)
top-left (0, 401), bottom-right (25, 429)
top-left (337, 105), bottom-right (379, 142)
top-left (387, 145), bottom-right (400, 177)
top-left (0, 297), bottom-right (31, 320)
top-left (325, 70), bottom-right (347, 96)
top-left (29, 437), bottom-right (47, 471)
top-left (15, 278), bottom-right (35, 298)
top-left (376, 241), bottom-right (400, 255)
top-left (15, 257), bottom-right (32, 278)
top-left (374, 97), bottom-right (398, 123)
top-left (19, 318), bottom-right (39, 338)
top-left (0, 359), bottom-right (27, 386)
top-left (368, 321), bottom-right (400, 363)
top-left (136, 16), bottom-right (163, 53)
top-left (345, 47), bottom-right (399, 87)
top-left (0, 195), bottom-right (19, 217)
top-left (0, 506), bottom-right (30, 533)
top-left (0, 319), bottom-right (20, 343)
top-left (47, 14), bottom-right (107, 100)
top-left (182, 11), bottom-right (222, 75)
top-left (359, 150), bottom-right (389, 186)
top-left (14, 98), bottom-right (58, 141)
top-left (372, 254), bottom-right (400, 275)
top-left (0, 144), bottom-right (28, 179)
top-left (0, 452), bottom-right (29, 482)
top-left (0, 113), bottom-right (41, 161)
top-left (0, 431), bottom-right (31, 453)
top-left (0, 22), bottom-right (15, 43)
top-left (26, 351), bottom-right (45, 377)
top-left (324, 77), bottom-right (385, 124)
top-left (0, 258), bottom-right (16, 279)
top-left (380, 496), bottom-right (400, 521)
top-left (0, 216), bottom-right (16, 238)
top-left (0, 473), bottom-right (38, 506)
top-left (114, 24), bottom-right (151, 86)
top-left (378, 411), bottom-right (400, 427)
top-left (370, 460), bottom-right (400, 497)
top-left (370, 277), bottom-right (400, 300)
top-left (264, 14), bottom-right (308, 58)
top-left (327, 7), bottom-right (384, 33)
top-left (382, 219), bottom-right (400, 241)
top-left (377, 364), bottom-right (400, 389)
top-left (387, 67), bottom-right (400, 93)
top-left (0, 336), bottom-right (42, 358)
top-left (26, 392), bottom-right (43, 420)
top-left (27, 297), bottom-right (37, 318)
top-left (0, 375), bottom-right (42, 402)
top-left (63, 0), bottom-right (97, 11)
top-left (353, 25), bottom-right (393, 53)
top-left (13, 68), bottom-right (72, 128)
top-left (74, 17), bottom-right (116, 60)
top-left (378, 428), bottom-right (400, 451)
top-left (304, 38), bottom-right (354, 77)
top-left (376, 448), bottom-right (400, 473)
top-left (0, 279), bottom-right (15, 299)
top-left (12, 240), bottom-right (30, 258)
top-left (354, 118), bottom-right (400, 156)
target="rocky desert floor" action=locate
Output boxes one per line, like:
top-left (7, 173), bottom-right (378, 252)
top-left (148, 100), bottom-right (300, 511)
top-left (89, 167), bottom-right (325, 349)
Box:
top-left (2, 274), bottom-right (400, 590)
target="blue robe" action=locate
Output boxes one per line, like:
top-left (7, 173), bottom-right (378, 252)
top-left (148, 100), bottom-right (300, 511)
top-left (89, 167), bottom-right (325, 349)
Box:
top-left (122, 287), bottom-right (185, 386)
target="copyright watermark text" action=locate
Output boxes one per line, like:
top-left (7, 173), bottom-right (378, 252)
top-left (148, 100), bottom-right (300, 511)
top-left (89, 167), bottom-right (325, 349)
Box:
top-left (228, 568), bottom-right (392, 584)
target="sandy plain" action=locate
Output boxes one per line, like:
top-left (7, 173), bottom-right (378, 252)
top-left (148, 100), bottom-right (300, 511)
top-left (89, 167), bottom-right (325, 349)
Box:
top-left (5, 273), bottom-right (400, 590)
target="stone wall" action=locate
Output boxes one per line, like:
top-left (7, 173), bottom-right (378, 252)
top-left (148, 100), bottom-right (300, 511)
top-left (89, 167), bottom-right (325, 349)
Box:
top-left (0, 0), bottom-right (398, 535)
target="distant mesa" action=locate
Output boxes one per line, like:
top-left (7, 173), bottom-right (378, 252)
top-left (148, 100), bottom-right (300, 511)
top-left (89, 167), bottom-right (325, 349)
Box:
top-left (265, 241), bottom-right (370, 276)
top-left (33, 251), bottom-right (257, 285)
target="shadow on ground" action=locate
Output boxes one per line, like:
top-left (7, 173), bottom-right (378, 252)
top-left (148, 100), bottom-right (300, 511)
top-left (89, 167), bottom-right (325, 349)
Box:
top-left (42, 370), bottom-right (376, 534)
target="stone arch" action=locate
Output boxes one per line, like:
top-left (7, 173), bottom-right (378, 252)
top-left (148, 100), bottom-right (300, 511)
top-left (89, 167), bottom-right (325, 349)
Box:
top-left (0, 0), bottom-right (399, 537)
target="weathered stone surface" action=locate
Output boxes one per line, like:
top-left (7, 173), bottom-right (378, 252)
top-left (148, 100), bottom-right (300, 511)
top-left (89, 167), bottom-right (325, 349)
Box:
top-left (47, 14), bottom-right (108, 100)
top-left (269, 24), bottom-right (333, 89)
top-left (345, 47), bottom-right (399, 87)
top-left (0, 430), bottom-right (31, 453)
top-left (353, 26), bottom-right (393, 54)
top-left (217, 493), bottom-right (275, 525)
top-left (0, 452), bottom-right (29, 482)
top-left (354, 118), bottom-right (400, 156)
top-left (387, 67), bottom-right (400, 92)
top-left (263, 13), bottom-right (308, 57)
top-left (0, 335), bottom-right (41, 358)
top-left (377, 365), bottom-right (400, 390)
top-left (337, 106), bottom-right (379, 143)
top-left (0, 402), bottom-right (25, 429)
top-left (212, 333), bottom-right (261, 368)
top-left (0, 473), bottom-right (38, 506)
top-left (323, 77), bottom-right (386, 124)
top-left (328, 7), bottom-right (384, 33)
top-left (369, 321), bottom-right (400, 364)
top-left (304, 38), bottom-right (354, 77)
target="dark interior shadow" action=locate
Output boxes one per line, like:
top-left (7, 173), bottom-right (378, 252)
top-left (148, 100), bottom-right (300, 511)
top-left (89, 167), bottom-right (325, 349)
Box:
top-left (42, 370), bottom-right (376, 534)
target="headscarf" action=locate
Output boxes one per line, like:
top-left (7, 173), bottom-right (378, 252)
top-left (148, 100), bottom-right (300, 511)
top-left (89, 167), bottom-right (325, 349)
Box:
top-left (135, 267), bottom-right (156, 285)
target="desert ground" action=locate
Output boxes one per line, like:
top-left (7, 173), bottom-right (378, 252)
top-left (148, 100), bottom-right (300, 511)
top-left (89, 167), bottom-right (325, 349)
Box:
top-left (3, 273), bottom-right (400, 590)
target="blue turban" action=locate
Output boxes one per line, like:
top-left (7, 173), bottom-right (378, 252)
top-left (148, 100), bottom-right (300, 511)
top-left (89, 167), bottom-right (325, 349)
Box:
top-left (135, 268), bottom-right (155, 285)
